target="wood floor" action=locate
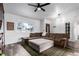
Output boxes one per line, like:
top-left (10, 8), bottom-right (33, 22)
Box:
top-left (5, 43), bottom-right (31, 56)
top-left (2, 43), bottom-right (79, 56)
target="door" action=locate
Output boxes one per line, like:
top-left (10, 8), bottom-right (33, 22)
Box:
top-left (0, 3), bottom-right (4, 55)
top-left (46, 24), bottom-right (50, 33)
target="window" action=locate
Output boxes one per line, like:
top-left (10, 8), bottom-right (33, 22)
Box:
top-left (17, 22), bottom-right (33, 32)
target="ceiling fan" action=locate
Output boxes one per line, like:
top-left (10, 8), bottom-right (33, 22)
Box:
top-left (28, 3), bottom-right (50, 12)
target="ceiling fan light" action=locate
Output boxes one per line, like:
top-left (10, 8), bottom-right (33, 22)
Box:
top-left (37, 7), bottom-right (41, 11)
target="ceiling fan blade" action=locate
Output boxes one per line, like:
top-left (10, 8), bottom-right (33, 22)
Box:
top-left (40, 3), bottom-right (50, 7)
top-left (34, 8), bottom-right (37, 12)
top-left (28, 4), bottom-right (37, 7)
top-left (41, 8), bottom-right (45, 11)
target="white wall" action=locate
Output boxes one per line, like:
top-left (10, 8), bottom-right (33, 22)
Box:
top-left (0, 10), bottom-right (3, 33)
top-left (74, 23), bottom-right (78, 40)
top-left (41, 6), bottom-right (77, 41)
top-left (50, 14), bottom-right (74, 40)
top-left (48, 6), bottom-right (76, 40)
top-left (74, 15), bottom-right (79, 40)
top-left (51, 16), bottom-right (66, 33)
top-left (4, 13), bottom-right (41, 45)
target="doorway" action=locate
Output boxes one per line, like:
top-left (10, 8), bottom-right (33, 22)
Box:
top-left (46, 24), bottom-right (50, 33)
top-left (0, 3), bottom-right (5, 55)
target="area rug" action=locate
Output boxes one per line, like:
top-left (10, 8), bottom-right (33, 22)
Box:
top-left (21, 43), bottom-right (73, 56)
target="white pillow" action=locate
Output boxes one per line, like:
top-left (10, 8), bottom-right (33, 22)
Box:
top-left (42, 32), bottom-right (47, 36)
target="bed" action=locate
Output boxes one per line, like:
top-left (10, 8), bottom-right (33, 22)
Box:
top-left (29, 38), bottom-right (54, 53)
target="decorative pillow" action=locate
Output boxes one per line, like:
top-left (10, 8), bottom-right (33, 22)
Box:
top-left (42, 32), bottom-right (47, 36)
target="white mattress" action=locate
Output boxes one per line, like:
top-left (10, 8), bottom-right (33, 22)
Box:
top-left (29, 38), bottom-right (53, 52)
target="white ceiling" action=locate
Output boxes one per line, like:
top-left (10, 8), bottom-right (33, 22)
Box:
top-left (3, 3), bottom-right (79, 20)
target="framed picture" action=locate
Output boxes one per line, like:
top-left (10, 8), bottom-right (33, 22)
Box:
top-left (7, 22), bottom-right (14, 30)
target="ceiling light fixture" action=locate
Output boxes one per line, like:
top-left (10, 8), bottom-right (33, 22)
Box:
top-left (37, 7), bottom-right (41, 11)
top-left (28, 3), bottom-right (50, 12)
